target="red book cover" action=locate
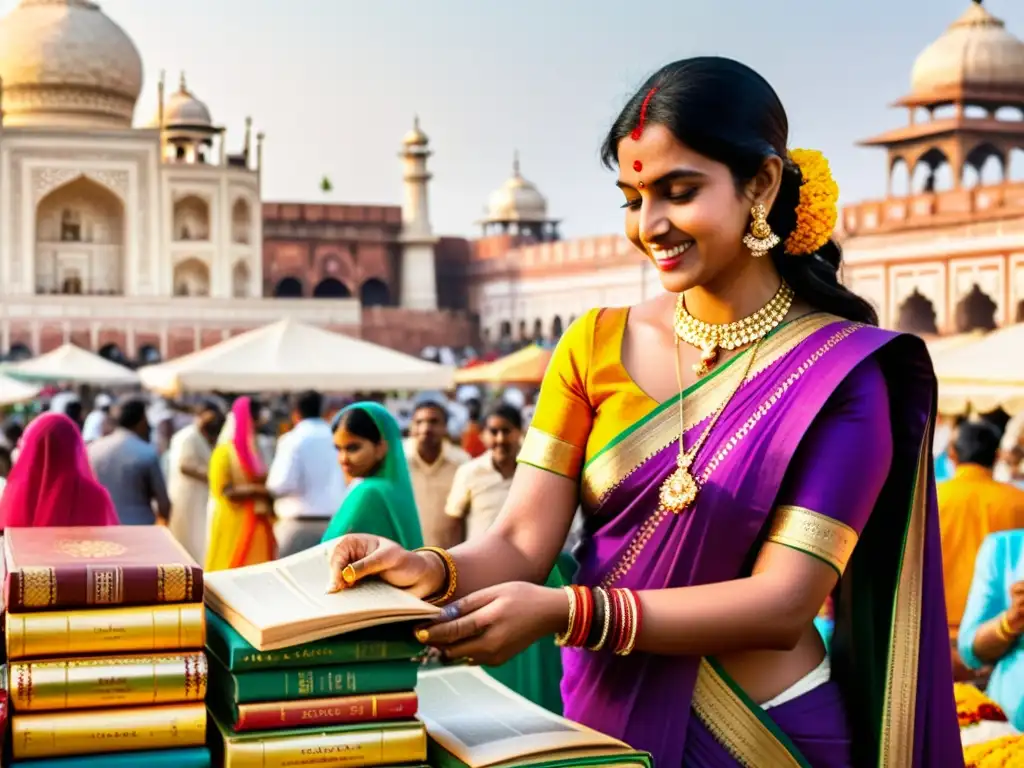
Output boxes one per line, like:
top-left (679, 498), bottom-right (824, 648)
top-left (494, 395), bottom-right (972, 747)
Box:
top-left (233, 691), bottom-right (418, 732)
top-left (3, 527), bottom-right (203, 612)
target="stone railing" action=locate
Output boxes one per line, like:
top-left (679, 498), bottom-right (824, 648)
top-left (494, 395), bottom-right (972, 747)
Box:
top-left (841, 181), bottom-right (1024, 236)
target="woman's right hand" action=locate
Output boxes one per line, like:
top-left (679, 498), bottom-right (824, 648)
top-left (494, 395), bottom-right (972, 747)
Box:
top-left (327, 535), bottom-right (443, 599)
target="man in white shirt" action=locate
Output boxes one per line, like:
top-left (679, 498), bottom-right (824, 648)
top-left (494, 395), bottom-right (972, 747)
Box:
top-left (266, 390), bottom-right (345, 556)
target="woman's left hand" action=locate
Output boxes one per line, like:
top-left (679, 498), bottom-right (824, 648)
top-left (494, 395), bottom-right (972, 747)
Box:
top-left (416, 582), bottom-right (568, 667)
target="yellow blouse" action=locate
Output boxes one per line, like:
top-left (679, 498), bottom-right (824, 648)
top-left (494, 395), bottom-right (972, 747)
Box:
top-left (519, 307), bottom-right (659, 480)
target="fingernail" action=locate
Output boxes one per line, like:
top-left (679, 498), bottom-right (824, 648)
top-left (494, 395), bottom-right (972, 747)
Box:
top-left (415, 628), bottom-right (430, 644)
top-left (341, 565), bottom-right (357, 585)
top-left (441, 603), bottom-right (460, 621)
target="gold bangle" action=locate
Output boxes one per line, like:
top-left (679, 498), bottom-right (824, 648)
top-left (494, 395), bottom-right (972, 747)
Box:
top-left (414, 546), bottom-right (458, 605)
top-left (999, 613), bottom-right (1021, 642)
top-left (554, 586), bottom-right (577, 647)
top-left (588, 587), bottom-right (613, 652)
top-left (618, 589), bottom-right (641, 656)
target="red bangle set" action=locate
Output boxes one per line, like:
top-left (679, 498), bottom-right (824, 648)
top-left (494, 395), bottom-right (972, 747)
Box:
top-left (555, 585), bottom-right (642, 656)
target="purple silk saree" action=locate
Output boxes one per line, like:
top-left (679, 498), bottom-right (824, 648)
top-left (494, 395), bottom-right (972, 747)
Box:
top-left (563, 314), bottom-right (962, 767)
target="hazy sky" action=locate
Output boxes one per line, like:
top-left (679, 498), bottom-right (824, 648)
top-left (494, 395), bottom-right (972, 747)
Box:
top-left (6, 0), bottom-right (1022, 238)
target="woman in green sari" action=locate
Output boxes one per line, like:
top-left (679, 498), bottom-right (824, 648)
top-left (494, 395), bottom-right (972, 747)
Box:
top-left (322, 402), bottom-right (423, 550)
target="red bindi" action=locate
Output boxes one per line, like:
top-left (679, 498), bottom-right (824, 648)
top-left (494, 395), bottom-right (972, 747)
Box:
top-left (633, 160), bottom-right (643, 172)
top-left (630, 87), bottom-right (658, 141)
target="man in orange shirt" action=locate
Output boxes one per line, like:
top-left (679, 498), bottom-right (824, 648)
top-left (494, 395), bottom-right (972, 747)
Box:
top-left (939, 420), bottom-right (1024, 678)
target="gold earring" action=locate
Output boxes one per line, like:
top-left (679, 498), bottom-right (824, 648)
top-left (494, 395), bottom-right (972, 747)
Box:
top-left (742, 203), bottom-right (780, 258)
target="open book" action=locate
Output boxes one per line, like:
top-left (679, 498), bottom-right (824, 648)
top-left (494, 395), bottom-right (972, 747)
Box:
top-left (417, 667), bottom-right (652, 768)
top-left (204, 539), bottom-right (440, 650)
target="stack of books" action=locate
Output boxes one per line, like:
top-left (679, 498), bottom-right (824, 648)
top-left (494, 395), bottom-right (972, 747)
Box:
top-left (203, 540), bottom-right (439, 768)
top-left (3, 527), bottom-right (209, 768)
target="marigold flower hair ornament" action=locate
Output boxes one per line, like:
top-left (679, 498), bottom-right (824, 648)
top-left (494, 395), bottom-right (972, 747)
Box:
top-left (785, 149), bottom-right (839, 256)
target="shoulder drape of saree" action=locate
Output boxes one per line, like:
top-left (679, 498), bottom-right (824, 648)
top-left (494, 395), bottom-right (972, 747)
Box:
top-left (580, 312), bottom-right (842, 510)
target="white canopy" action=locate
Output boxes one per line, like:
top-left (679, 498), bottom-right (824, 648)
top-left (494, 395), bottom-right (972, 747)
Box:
top-left (931, 323), bottom-right (1024, 415)
top-left (7, 344), bottom-right (139, 385)
top-left (137, 318), bottom-right (455, 395)
top-left (0, 374), bottom-right (41, 406)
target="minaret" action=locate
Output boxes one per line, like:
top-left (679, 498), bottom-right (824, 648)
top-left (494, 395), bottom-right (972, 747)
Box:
top-left (398, 116), bottom-right (438, 310)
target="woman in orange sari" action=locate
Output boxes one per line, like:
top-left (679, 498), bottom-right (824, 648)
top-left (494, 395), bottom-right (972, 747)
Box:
top-left (205, 396), bottom-right (276, 571)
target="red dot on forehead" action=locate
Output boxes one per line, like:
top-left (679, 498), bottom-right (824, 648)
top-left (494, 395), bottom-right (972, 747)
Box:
top-left (633, 160), bottom-right (643, 172)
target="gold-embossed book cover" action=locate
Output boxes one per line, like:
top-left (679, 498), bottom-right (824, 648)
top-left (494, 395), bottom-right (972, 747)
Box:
top-left (4, 526), bottom-right (202, 612)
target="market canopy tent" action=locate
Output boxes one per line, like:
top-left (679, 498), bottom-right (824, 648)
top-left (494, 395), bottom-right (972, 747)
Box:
top-left (0, 374), bottom-right (41, 406)
top-left (453, 344), bottom-right (553, 385)
top-left (137, 318), bottom-right (455, 395)
top-left (931, 324), bottom-right (1024, 415)
top-left (6, 344), bottom-right (139, 386)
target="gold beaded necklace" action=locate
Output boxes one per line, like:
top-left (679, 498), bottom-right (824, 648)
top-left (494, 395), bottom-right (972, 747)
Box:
top-left (674, 281), bottom-right (794, 376)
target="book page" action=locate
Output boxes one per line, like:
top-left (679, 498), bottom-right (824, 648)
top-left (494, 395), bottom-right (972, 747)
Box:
top-left (204, 540), bottom-right (438, 635)
top-left (417, 667), bottom-right (626, 767)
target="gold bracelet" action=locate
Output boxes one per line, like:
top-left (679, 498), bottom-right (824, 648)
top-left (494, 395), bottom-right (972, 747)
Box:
top-left (588, 587), bottom-right (613, 652)
top-left (554, 586), bottom-right (577, 647)
top-left (999, 613), bottom-right (1021, 642)
top-left (618, 589), bottom-right (641, 656)
top-left (414, 547), bottom-right (458, 605)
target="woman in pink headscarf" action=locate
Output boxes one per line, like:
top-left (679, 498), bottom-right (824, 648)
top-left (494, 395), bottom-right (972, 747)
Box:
top-left (205, 396), bottom-right (275, 571)
top-left (0, 413), bottom-right (118, 529)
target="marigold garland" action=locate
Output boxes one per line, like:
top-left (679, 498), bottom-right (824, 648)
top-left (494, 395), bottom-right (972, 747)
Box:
top-left (963, 734), bottom-right (1024, 767)
top-left (784, 148), bottom-right (839, 256)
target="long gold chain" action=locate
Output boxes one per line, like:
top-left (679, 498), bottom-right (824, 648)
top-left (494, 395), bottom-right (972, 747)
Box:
top-left (674, 282), bottom-right (793, 377)
top-left (658, 334), bottom-right (762, 514)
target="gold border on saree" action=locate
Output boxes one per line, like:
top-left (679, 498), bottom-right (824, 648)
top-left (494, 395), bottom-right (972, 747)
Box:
top-left (517, 427), bottom-right (583, 479)
top-left (879, 416), bottom-right (929, 767)
top-left (581, 313), bottom-right (844, 511)
top-left (691, 659), bottom-right (807, 767)
top-left (767, 505), bottom-right (859, 576)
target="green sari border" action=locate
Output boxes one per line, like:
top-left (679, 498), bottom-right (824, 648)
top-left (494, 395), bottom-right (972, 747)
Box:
top-left (584, 335), bottom-right (746, 469)
top-left (580, 313), bottom-right (844, 510)
top-left (691, 657), bottom-right (813, 767)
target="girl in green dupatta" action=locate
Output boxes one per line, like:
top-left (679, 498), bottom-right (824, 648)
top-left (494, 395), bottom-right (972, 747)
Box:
top-left (322, 402), bottom-right (423, 550)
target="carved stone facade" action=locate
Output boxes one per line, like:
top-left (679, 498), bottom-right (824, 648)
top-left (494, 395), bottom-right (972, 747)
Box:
top-left (841, 1), bottom-right (1024, 336)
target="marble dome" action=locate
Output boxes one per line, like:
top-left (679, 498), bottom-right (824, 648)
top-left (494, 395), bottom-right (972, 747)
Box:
top-left (161, 75), bottom-right (213, 128)
top-left (910, 1), bottom-right (1024, 98)
top-left (0, 0), bottom-right (144, 129)
top-left (486, 154), bottom-right (548, 222)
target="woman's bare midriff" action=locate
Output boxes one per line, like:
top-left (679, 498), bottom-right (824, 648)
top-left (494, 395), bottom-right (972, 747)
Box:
top-left (716, 622), bottom-right (827, 704)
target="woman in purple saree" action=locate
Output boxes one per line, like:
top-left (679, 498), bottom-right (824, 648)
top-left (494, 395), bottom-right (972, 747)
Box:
top-left (327, 57), bottom-right (962, 766)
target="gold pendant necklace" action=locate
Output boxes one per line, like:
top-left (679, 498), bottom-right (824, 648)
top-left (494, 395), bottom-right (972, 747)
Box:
top-left (674, 282), bottom-right (794, 377)
top-left (658, 334), bottom-right (762, 514)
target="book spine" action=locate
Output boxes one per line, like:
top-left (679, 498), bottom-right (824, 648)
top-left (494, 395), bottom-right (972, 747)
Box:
top-left (222, 723), bottom-right (426, 768)
top-left (232, 661), bottom-right (418, 703)
top-left (10, 652), bottom-right (208, 711)
top-left (222, 637), bottom-right (423, 672)
top-left (5, 565), bottom-right (204, 612)
top-left (6, 604), bottom-right (206, 660)
top-left (233, 691), bottom-right (417, 731)
top-left (11, 702), bottom-right (207, 759)
top-left (8, 746), bottom-right (212, 768)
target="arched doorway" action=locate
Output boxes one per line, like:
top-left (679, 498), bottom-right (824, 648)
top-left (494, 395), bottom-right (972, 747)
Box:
top-left (360, 278), bottom-right (390, 307)
top-left (231, 198), bottom-right (252, 244)
top-left (36, 176), bottom-right (125, 295)
top-left (99, 343), bottom-right (126, 363)
top-left (532, 318), bottom-right (543, 341)
top-left (172, 195), bottom-right (211, 241)
top-left (955, 284), bottom-right (998, 332)
top-left (7, 343), bottom-right (31, 361)
top-left (313, 278), bottom-right (351, 298)
top-left (172, 258), bottom-right (211, 297)
top-left (273, 276), bottom-right (304, 298)
top-left (551, 315), bottom-right (564, 339)
top-left (138, 344), bottom-right (161, 365)
top-left (232, 261), bottom-right (250, 298)
top-left (896, 290), bottom-right (938, 334)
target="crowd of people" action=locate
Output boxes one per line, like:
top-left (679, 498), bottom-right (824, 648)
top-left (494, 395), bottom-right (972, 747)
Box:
top-left (0, 385), bottom-right (570, 714)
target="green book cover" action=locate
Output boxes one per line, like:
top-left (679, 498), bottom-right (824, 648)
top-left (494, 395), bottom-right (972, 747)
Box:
top-left (10, 747), bottom-right (210, 768)
top-left (205, 609), bottom-right (424, 672)
top-left (209, 653), bottom-right (420, 703)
